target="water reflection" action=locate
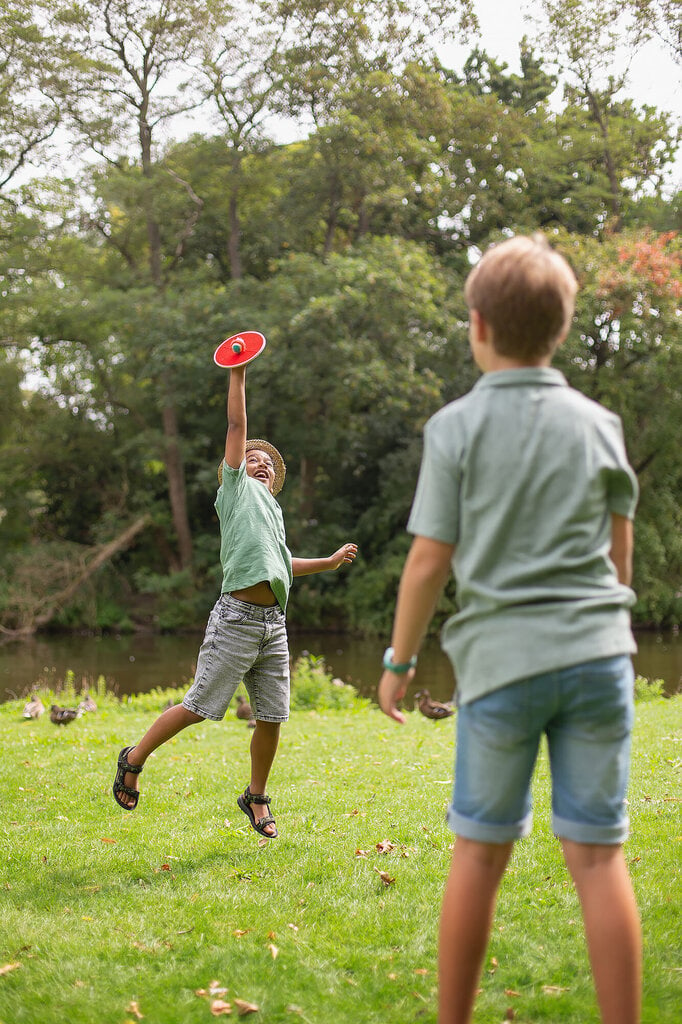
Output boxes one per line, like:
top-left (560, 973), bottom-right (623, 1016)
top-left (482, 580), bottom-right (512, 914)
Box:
top-left (1, 630), bottom-right (679, 704)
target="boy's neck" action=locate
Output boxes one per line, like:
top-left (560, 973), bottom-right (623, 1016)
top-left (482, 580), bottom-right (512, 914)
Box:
top-left (483, 353), bottom-right (553, 372)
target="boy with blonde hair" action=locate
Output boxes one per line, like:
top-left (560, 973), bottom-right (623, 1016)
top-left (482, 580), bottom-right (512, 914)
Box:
top-left (379, 234), bottom-right (641, 1024)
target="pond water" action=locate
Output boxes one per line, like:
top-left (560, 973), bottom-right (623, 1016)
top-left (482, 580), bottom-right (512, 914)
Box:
top-left (1, 628), bottom-right (680, 704)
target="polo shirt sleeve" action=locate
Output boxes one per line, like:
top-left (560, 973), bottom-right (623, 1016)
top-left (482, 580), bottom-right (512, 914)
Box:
top-left (407, 415), bottom-right (461, 545)
top-left (600, 415), bottom-right (639, 520)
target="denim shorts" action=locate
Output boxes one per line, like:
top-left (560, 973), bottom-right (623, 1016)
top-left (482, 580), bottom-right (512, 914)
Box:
top-left (449, 655), bottom-right (635, 845)
top-left (182, 594), bottom-right (290, 723)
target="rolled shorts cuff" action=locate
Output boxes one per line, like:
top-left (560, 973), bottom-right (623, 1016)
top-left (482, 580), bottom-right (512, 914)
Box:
top-left (552, 812), bottom-right (629, 845)
top-left (447, 807), bottom-right (533, 843)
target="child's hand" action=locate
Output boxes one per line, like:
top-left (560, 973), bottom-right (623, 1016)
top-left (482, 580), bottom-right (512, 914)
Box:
top-left (328, 543), bottom-right (358, 570)
top-left (377, 668), bottom-right (415, 725)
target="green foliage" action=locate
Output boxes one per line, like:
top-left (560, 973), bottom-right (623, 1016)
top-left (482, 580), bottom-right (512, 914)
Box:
top-left (633, 675), bottom-right (666, 702)
top-left (0, 9), bottom-right (679, 636)
top-left (289, 653), bottom-right (369, 711)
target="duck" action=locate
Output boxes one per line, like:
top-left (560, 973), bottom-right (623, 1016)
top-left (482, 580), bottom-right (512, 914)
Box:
top-left (414, 689), bottom-right (454, 720)
top-left (78, 692), bottom-right (97, 713)
top-left (23, 694), bottom-right (45, 720)
top-left (50, 704), bottom-right (81, 725)
top-left (235, 694), bottom-right (256, 728)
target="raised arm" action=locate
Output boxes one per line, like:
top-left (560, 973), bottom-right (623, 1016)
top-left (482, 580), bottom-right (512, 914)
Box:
top-left (292, 543), bottom-right (358, 577)
top-left (224, 366), bottom-right (247, 471)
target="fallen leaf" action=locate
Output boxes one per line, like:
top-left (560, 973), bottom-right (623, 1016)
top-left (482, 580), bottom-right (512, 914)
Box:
top-left (234, 998), bottom-right (259, 1015)
top-left (504, 989), bottom-right (520, 997)
top-left (233, 929), bottom-right (249, 938)
top-left (354, 849), bottom-right (368, 858)
top-left (0, 963), bottom-right (21, 976)
top-left (542, 985), bottom-right (569, 995)
top-left (210, 999), bottom-right (232, 1015)
top-left (161, 864), bottom-right (171, 871)
top-left (126, 1001), bottom-right (144, 1019)
top-left (257, 838), bottom-right (269, 848)
top-left (414, 968), bottom-right (429, 975)
top-left (267, 931), bottom-right (276, 940)
top-left (177, 926), bottom-right (194, 935)
top-left (195, 990), bottom-right (208, 997)
top-left (287, 923), bottom-right (298, 932)
top-left (209, 981), bottom-right (228, 995)
top-left (373, 867), bottom-right (395, 886)
top-left (504, 1009), bottom-right (515, 1020)
top-left (387, 972), bottom-right (397, 980)
top-left (375, 839), bottom-right (397, 854)
top-left (268, 943), bottom-right (279, 959)
top-left (100, 837), bottom-right (117, 844)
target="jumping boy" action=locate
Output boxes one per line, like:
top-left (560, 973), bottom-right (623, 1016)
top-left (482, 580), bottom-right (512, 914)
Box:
top-left (378, 234), bottom-right (641, 1024)
top-left (113, 363), bottom-right (357, 838)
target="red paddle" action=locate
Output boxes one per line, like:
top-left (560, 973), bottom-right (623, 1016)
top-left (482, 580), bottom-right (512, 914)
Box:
top-left (214, 331), bottom-right (267, 368)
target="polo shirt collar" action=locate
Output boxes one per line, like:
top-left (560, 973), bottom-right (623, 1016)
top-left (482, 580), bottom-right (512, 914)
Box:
top-left (473, 367), bottom-right (568, 390)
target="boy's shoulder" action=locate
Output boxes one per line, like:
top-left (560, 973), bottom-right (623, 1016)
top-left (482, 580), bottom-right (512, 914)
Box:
top-left (430, 372), bottom-right (622, 432)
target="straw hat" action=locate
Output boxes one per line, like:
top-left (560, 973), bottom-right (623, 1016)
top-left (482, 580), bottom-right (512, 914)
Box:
top-left (218, 439), bottom-right (286, 495)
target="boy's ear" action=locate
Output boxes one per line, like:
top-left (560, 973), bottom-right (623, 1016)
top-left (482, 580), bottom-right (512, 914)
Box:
top-left (469, 308), bottom-right (490, 343)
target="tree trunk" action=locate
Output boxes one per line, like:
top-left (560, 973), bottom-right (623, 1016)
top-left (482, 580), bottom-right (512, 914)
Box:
top-left (162, 397), bottom-right (194, 570)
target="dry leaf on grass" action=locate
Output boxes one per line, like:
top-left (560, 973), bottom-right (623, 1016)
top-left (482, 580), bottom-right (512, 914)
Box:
top-left (504, 989), bottom-right (520, 997)
top-left (0, 963), bottom-right (21, 976)
top-left (354, 849), bottom-right (368, 858)
top-left (234, 998), bottom-right (259, 1015)
top-left (233, 929), bottom-right (249, 938)
top-left (414, 968), bottom-right (429, 976)
top-left (375, 839), bottom-right (397, 854)
top-left (542, 985), bottom-right (569, 995)
top-left (373, 867), bottom-right (395, 886)
top-left (268, 943), bottom-right (279, 959)
top-left (210, 999), bottom-right (232, 1015)
top-left (100, 837), bottom-right (117, 844)
top-left (257, 838), bottom-right (269, 848)
top-left (126, 1001), bottom-right (144, 1019)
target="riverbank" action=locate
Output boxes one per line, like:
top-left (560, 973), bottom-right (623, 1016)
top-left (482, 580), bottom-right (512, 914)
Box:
top-left (1, 689), bottom-right (680, 1023)
top-left (2, 628), bottom-right (681, 705)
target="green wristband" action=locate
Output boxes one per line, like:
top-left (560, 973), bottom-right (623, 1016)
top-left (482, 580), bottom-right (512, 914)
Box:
top-left (382, 647), bottom-right (417, 674)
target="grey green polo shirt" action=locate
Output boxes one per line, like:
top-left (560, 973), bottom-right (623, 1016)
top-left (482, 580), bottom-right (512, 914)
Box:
top-left (216, 460), bottom-right (293, 612)
top-left (408, 367), bottom-right (639, 705)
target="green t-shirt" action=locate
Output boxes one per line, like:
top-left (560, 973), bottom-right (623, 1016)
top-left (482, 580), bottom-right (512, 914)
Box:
top-left (216, 459), bottom-right (293, 612)
top-left (408, 367), bottom-right (639, 704)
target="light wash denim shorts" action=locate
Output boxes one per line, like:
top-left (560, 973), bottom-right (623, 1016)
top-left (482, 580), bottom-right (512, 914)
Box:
top-left (182, 594), bottom-right (290, 723)
top-left (448, 655), bottom-right (635, 845)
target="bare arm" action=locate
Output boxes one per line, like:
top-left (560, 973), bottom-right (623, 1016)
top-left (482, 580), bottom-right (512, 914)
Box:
top-left (377, 534), bottom-right (454, 724)
top-left (292, 544), bottom-right (358, 577)
top-left (224, 366), bottom-right (247, 471)
top-left (610, 513), bottom-right (634, 586)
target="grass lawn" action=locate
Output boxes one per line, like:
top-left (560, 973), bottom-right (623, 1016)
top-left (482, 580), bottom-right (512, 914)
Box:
top-left (1, 685), bottom-right (680, 1024)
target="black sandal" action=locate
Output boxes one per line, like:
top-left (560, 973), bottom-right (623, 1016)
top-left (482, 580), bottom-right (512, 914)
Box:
top-left (113, 746), bottom-right (144, 810)
top-left (237, 785), bottom-right (278, 838)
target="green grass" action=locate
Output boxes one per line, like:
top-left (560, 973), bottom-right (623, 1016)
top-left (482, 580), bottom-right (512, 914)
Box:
top-left (1, 689), bottom-right (680, 1024)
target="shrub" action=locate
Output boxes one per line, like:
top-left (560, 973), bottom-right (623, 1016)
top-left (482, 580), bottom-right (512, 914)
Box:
top-left (634, 675), bottom-right (666, 702)
top-left (289, 653), bottom-right (369, 711)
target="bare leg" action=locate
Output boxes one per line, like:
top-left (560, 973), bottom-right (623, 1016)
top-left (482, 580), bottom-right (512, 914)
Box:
top-left (248, 720), bottom-right (280, 837)
top-left (439, 836), bottom-right (513, 1024)
top-left (115, 704), bottom-right (204, 807)
top-left (561, 839), bottom-right (641, 1024)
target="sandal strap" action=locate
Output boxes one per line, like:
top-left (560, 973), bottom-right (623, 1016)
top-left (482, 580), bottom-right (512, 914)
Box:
top-left (119, 747), bottom-right (143, 774)
top-left (115, 782), bottom-right (139, 798)
top-left (257, 814), bottom-right (275, 828)
top-left (243, 787), bottom-right (270, 806)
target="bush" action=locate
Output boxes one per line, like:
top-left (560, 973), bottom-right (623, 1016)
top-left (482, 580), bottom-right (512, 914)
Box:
top-left (289, 653), bottom-right (369, 711)
top-left (634, 675), bottom-right (666, 702)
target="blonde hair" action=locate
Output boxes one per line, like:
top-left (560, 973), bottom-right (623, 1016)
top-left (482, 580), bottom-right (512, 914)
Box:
top-left (464, 234), bottom-right (578, 361)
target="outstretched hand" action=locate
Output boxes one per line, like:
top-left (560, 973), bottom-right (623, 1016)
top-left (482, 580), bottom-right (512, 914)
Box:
top-left (328, 543), bottom-right (358, 570)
